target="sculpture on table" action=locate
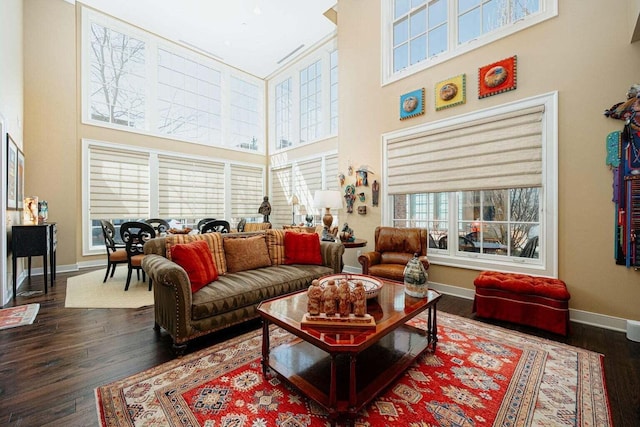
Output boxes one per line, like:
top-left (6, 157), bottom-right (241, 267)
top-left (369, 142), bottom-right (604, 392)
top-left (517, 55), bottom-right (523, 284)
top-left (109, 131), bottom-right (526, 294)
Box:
top-left (340, 222), bottom-right (354, 242)
top-left (338, 280), bottom-right (352, 317)
top-left (258, 196), bottom-right (271, 223)
top-left (307, 280), bottom-right (323, 316)
top-left (322, 280), bottom-right (338, 316)
top-left (352, 282), bottom-right (367, 316)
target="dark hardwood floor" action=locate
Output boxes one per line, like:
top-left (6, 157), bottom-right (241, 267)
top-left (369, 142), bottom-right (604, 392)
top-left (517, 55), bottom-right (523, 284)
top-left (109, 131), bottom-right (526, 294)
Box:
top-left (1, 269), bottom-right (639, 426)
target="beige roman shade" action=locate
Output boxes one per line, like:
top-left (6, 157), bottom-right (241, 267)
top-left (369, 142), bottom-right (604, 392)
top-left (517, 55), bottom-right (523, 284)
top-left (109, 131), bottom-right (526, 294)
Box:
top-left (230, 164), bottom-right (265, 219)
top-left (157, 155), bottom-right (225, 219)
top-left (89, 146), bottom-right (150, 219)
top-left (387, 105), bottom-right (545, 194)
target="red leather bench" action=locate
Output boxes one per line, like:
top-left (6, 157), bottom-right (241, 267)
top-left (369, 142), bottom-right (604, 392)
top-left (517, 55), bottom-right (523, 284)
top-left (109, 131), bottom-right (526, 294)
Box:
top-left (473, 271), bottom-right (571, 336)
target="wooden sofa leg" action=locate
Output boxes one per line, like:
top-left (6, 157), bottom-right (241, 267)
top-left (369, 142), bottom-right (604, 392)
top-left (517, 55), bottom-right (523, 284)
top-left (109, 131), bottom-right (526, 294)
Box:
top-left (172, 342), bottom-right (187, 357)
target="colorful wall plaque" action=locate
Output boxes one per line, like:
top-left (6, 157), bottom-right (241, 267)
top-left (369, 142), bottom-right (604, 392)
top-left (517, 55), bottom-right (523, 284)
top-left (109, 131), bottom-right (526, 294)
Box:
top-left (435, 74), bottom-right (466, 111)
top-left (399, 88), bottom-right (425, 120)
top-left (478, 55), bottom-right (517, 98)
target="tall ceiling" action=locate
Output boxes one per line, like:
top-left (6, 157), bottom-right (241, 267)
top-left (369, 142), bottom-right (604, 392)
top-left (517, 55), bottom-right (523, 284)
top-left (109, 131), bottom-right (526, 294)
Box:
top-left (77, 0), bottom-right (338, 78)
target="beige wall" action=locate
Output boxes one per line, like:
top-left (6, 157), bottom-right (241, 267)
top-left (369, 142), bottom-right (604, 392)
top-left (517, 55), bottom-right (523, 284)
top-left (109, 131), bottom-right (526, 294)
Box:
top-left (1, 0), bottom-right (24, 304)
top-left (19, 0), bottom-right (640, 321)
top-left (338, 0), bottom-right (640, 321)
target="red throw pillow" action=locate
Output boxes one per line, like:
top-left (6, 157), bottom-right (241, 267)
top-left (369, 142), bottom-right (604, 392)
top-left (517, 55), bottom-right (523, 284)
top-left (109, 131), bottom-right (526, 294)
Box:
top-left (284, 232), bottom-right (322, 265)
top-left (170, 240), bottom-right (218, 293)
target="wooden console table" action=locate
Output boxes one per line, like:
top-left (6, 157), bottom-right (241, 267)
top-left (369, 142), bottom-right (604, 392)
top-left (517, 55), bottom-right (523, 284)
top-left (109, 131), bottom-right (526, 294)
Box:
top-left (11, 223), bottom-right (57, 299)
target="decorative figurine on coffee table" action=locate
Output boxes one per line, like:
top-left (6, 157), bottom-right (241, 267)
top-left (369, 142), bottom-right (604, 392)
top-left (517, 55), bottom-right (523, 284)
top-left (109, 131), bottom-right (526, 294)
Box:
top-left (307, 280), bottom-right (322, 316)
top-left (352, 281), bottom-right (367, 316)
top-left (322, 280), bottom-right (338, 316)
top-left (403, 253), bottom-right (429, 297)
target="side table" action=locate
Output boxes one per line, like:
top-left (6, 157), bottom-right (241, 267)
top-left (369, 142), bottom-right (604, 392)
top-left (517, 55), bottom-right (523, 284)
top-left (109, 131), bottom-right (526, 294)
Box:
top-left (342, 238), bottom-right (367, 248)
top-left (11, 223), bottom-right (57, 299)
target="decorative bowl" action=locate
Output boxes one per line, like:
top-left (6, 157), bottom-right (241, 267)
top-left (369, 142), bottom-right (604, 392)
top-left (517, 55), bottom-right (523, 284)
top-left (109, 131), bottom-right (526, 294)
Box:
top-left (317, 273), bottom-right (383, 299)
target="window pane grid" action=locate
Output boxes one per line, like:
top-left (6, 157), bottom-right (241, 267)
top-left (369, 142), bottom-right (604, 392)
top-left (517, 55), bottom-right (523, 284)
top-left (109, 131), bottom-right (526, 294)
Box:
top-left (391, 0), bottom-right (543, 73)
top-left (156, 48), bottom-right (222, 144)
top-left (230, 76), bottom-right (261, 150)
top-left (89, 22), bottom-right (146, 128)
top-left (300, 60), bottom-right (323, 143)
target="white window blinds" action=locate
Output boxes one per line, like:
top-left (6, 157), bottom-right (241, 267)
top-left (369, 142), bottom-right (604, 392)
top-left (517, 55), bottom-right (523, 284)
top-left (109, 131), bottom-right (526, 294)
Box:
top-left (230, 164), bottom-right (265, 219)
top-left (89, 146), bottom-right (150, 219)
top-left (157, 155), bottom-right (225, 219)
top-left (295, 159), bottom-right (323, 214)
top-left (387, 105), bottom-right (545, 194)
top-left (271, 167), bottom-right (292, 227)
top-left (325, 153), bottom-right (340, 191)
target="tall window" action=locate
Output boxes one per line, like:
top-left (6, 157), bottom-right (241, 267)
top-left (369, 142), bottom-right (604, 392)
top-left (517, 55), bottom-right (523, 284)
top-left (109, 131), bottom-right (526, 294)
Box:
top-left (329, 50), bottom-right (339, 134)
top-left (83, 8), bottom-right (265, 152)
top-left (157, 48), bottom-right (222, 144)
top-left (275, 78), bottom-right (293, 149)
top-left (230, 76), bottom-right (261, 150)
top-left (268, 38), bottom-right (338, 151)
top-left (383, 93), bottom-right (557, 276)
top-left (300, 60), bottom-right (323, 143)
top-left (383, 0), bottom-right (557, 84)
top-left (83, 140), bottom-right (265, 254)
top-left (88, 23), bottom-right (146, 128)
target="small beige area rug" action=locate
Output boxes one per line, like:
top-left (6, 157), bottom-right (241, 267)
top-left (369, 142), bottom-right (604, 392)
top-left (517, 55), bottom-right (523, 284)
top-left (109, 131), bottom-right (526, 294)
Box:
top-left (65, 268), bottom-right (154, 309)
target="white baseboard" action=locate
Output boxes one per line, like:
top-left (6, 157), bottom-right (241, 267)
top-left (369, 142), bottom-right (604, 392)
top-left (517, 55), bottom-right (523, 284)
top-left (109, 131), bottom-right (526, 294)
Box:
top-left (342, 272), bottom-right (631, 334)
top-left (17, 262), bottom-right (631, 333)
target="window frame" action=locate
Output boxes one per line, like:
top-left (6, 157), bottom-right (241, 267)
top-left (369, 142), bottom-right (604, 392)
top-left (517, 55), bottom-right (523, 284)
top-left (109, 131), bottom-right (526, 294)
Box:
top-left (382, 92), bottom-right (558, 277)
top-left (267, 37), bottom-right (338, 153)
top-left (82, 138), bottom-right (266, 256)
top-left (81, 7), bottom-right (265, 154)
top-left (381, 0), bottom-right (558, 85)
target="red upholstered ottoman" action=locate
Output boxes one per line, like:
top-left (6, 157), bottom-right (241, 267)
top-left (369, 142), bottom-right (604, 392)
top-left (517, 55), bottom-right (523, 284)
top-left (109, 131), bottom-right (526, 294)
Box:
top-left (473, 271), bottom-right (571, 336)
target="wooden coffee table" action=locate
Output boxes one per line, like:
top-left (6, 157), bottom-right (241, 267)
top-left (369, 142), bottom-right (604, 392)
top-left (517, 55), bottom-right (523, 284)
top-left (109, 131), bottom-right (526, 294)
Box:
top-left (257, 280), bottom-right (441, 426)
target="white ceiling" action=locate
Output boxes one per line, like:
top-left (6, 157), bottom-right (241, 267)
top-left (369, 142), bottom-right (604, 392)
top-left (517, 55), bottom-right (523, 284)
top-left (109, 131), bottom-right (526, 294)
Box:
top-left (77, 0), bottom-right (338, 78)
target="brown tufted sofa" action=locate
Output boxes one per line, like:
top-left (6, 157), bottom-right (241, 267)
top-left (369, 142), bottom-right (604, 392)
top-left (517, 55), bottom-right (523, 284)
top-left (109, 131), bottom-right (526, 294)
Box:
top-left (358, 226), bottom-right (430, 282)
top-left (142, 230), bottom-right (344, 354)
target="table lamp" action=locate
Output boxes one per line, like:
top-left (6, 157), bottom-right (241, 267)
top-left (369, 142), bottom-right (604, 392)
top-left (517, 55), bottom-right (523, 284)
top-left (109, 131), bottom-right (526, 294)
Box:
top-left (313, 190), bottom-right (342, 241)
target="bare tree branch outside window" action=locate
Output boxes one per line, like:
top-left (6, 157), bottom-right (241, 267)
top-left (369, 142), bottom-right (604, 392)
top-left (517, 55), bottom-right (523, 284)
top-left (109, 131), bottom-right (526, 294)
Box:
top-left (89, 23), bottom-right (146, 128)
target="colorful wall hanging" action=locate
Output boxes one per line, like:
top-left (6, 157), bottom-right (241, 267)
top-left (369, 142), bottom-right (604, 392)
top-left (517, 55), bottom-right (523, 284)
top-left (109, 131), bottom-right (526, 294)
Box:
top-left (435, 74), bottom-right (466, 110)
top-left (478, 56), bottom-right (517, 99)
top-left (399, 88), bottom-right (425, 120)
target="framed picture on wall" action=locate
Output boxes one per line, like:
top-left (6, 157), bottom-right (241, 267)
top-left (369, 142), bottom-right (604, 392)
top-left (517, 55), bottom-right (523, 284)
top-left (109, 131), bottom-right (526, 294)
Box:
top-left (16, 147), bottom-right (24, 210)
top-left (6, 134), bottom-right (17, 210)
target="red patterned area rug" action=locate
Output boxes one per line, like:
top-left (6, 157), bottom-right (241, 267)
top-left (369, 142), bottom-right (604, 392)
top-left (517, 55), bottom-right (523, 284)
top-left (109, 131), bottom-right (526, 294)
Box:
top-left (0, 303), bottom-right (39, 330)
top-left (95, 312), bottom-right (612, 426)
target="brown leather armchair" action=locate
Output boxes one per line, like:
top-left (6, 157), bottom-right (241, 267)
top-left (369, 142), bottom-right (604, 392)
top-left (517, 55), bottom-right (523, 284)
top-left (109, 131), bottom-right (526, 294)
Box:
top-left (358, 226), bottom-right (430, 282)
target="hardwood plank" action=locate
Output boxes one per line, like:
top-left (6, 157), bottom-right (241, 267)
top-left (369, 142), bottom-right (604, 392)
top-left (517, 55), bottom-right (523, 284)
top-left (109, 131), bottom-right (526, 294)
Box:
top-left (1, 269), bottom-right (638, 426)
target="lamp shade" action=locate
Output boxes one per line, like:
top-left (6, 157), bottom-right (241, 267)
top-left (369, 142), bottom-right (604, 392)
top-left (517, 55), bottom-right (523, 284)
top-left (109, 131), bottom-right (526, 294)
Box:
top-left (313, 190), bottom-right (343, 210)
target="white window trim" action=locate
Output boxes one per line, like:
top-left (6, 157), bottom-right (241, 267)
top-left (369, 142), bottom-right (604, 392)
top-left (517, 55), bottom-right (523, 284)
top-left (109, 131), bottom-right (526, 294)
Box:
top-left (382, 92), bottom-right (558, 277)
top-left (380, 0), bottom-right (558, 86)
top-left (81, 7), bottom-right (265, 154)
top-left (81, 138), bottom-right (266, 256)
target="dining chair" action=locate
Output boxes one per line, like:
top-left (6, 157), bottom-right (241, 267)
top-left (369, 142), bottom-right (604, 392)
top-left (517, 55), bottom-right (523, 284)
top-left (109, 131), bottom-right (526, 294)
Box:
top-left (145, 218), bottom-right (171, 235)
top-left (200, 220), bottom-right (231, 234)
top-left (196, 218), bottom-right (217, 233)
top-left (119, 221), bottom-right (156, 291)
top-left (100, 220), bottom-right (128, 283)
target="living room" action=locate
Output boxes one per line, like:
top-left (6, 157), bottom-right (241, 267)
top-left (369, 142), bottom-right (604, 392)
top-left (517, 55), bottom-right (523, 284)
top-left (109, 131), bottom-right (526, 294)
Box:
top-left (1, 0), bottom-right (640, 425)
